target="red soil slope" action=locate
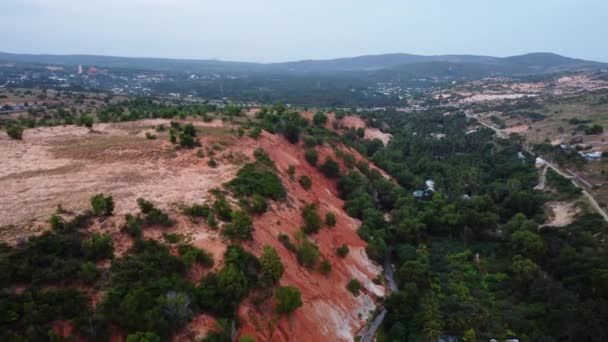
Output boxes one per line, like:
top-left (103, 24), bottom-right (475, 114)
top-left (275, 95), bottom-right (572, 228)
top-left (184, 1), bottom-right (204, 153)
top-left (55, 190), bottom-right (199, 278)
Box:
top-left (236, 132), bottom-right (385, 341)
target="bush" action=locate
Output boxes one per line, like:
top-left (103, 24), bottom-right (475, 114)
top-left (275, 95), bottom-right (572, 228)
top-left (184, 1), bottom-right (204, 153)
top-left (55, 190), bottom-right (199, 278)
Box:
top-left (122, 214), bottom-right (144, 238)
top-left (222, 211), bottom-right (253, 241)
top-left (319, 259), bottom-right (332, 275)
top-left (6, 125), bottom-right (23, 140)
top-left (313, 112), bottom-right (328, 126)
top-left (585, 124), bottom-right (604, 135)
top-left (82, 233), bottom-right (114, 260)
top-left (207, 213), bottom-right (218, 229)
top-left (178, 244), bottom-right (214, 268)
top-left (275, 286), bottom-right (303, 314)
top-left (136, 198), bottom-right (174, 227)
top-left (90, 193), bottom-right (114, 216)
top-left (337, 244), bottom-right (349, 258)
top-left (305, 148), bottom-right (318, 166)
top-left (126, 332), bottom-right (161, 342)
top-left (183, 203), bottom-right (210, 218)
top-left (229, 163), bottom-right (286, 200)
top-left (325, 212), bottom-right (337, 227)
top-left (287, 165), bottom-right (296, 180)
top-left (213, 197), bottom-right (233, 221)
top-left (259, 245), bottom-right (284, 285)
top-left (320, 157), bottom-right (340, 178)
top-left (346, 279), bottom-right (362, 296)
top-left (145, 132), bottom-right (157, 140)
top-left (250, 194), bottom-right (268, 214)
top-left (296, 239), bottom-right (319, 268)
top-left (249, 127), bottom-right (262, 139)
top-left (278, 233), bottom-right (297, 252)
top-left (298, 176), bottom-right (312, 190)
top-left (301, 204), bottom-right (322, 234)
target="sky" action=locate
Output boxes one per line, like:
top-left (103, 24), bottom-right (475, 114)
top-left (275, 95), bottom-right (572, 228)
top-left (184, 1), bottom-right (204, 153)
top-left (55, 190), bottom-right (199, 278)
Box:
top-left (1, 0), bottom-right (607, 63)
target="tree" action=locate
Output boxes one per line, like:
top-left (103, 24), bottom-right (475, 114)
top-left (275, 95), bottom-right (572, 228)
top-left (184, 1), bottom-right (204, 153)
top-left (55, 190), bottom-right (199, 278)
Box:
top-left (222, 211), bottom-right (253, 241)
top-left (275, 286), bottom-right (302, 314)
top-left (126, 332), bottom-right (161, 342)
top-left (511, 255), bottom-right (540, 286)
top-left (296, 239), bottom-right (319, 268)
top-left (509, 229), bottom-right (546, 260)
top-left (337, 244), bottom-right (349, 258)
top-left (90, 193), bottom-right (114, 216)
top-left (313, 112), bottom-right (328, 126)
top-left (259, 245), bottom-right (284, 286)
top-left (325, 212), bottom-right (336, 227)
top-left (320, 157), bottom-right (340, 178)
top-left (301, 204), bottom-right (322, 234)
top-left (319, 260), bottom-right (332, 275)
top-left (299, 176), bottom-right (312, 190)
top-left (82, 233), bottom-right (114, 260)
top-left (6, 125), bottom-right (23, 140)
top-left (305, 148), bottom-right (318, 166)
top-left (420, 293), bottom-right (443, 342)
top-left (346, 279), bottom-right (362, 296)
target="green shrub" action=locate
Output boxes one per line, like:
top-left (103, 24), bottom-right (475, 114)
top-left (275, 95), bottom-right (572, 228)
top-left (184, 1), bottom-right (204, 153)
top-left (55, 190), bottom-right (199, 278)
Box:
top-left (145, 132), bottom-right (156, 140)
top-left (183, 203), bottom-right (210, 218)
top-left (278, 234), bottom-right (296, 252)
top-left (301, 204), bottom-right (322, 235)
top-left (259, 245), bottom-right (284, 285)
top-left (136, 198), bottom-right (174, 227)
top-left (299, 175), bottom-right (312, 190)
top-left (275, 286), bottom-right (303, 314)
top-left (313, 112), bottom-right (328, 126)
top-left (296, 239), bottom-right (319, 268)
top-left (337, 244), bottom-right (349, 258)
top-left (222, 211), bottom-right (253, 241)
top-left (90, 193), bottom-right (114, 216)
top-left (319, 259), bottom-right (332, 275)
top-left (178, 244), bottom-right (214, 268)
top-left (249, 127), bottom-right (262, 139)
top-left (122, 214), bottom-right (144, 238)
top-left (126, 332), bottom-right (161, 342)
top-left (82, 233), bottom-right (114, 260)
top-left (229, 163), bottom-right (285, 200)
top-left (346, 279), bottom-right (362, 296)
top-left (325, 212), bottom-right (337, 227)
top-left (320, 157), bottom-right (340, 178)
top-left (207, 213), bottom-right (218, 229)
top-left (6, 125), bottom-right (23, 140)
top-left (213, 197), bottom-right (233, 221)
top-left (250, 194), bottom-right (268, 214)
top-left (287, 165), bottom-right (296, 180)
top-left (305, 148), bottom-right (318, 166)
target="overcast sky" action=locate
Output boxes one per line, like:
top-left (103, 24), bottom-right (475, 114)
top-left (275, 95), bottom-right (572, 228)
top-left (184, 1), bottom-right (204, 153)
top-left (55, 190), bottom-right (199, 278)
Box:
top-left (1, 0), bottom-right (607, 63)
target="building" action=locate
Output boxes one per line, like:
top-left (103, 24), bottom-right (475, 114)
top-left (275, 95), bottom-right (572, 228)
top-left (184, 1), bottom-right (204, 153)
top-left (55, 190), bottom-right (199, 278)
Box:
top-left (535, 157), bottom-right (547, 168)
top-left (581, 151), bottom-right (602, 161)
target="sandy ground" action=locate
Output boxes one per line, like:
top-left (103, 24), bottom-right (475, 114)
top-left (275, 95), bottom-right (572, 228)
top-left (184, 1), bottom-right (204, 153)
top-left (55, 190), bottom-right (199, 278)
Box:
top-left (503, 125), bottom-right (529, 134)
top-left (0, 119), bottom-right (241, 242)
top-left (543, 201), bottom-right (579, 227)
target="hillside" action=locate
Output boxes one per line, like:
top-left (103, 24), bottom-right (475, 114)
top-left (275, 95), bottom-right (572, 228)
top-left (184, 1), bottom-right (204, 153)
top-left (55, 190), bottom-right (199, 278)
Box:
top-left (0, 107), bottom-right (388, 341)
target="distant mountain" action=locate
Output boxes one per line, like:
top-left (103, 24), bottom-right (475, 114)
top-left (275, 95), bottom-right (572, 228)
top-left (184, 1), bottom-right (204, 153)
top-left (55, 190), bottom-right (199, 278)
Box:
top-left (268, 53), bottom-right (499, 72)
top-left (0, 51), bottom-right (604, 77)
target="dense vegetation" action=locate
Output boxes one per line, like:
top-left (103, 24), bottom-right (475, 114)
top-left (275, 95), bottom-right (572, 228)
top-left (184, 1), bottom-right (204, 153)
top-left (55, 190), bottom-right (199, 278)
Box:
top-left (330, 107), bottom-right (608, 341)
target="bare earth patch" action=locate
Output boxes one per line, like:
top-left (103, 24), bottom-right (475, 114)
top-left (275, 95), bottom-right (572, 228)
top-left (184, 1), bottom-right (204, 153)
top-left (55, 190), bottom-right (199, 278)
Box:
top-left (0, 119), bottom-right (241, 242)
top-left (543, 201), bottom-right (579, 227)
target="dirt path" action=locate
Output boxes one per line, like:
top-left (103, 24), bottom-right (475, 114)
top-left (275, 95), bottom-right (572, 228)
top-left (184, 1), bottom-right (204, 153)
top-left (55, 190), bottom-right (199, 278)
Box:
top-left (469, 114), bottom-right (608, 222)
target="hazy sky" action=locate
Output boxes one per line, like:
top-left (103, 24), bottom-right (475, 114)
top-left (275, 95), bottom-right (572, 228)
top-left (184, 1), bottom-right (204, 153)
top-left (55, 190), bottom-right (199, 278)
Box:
top-left (1, 0), bottom-right (607, 62)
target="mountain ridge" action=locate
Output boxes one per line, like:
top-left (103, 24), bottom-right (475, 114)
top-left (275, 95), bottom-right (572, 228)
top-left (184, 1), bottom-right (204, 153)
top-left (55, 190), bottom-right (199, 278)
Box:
top-left (0, 51), bottom-right (605, 74)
